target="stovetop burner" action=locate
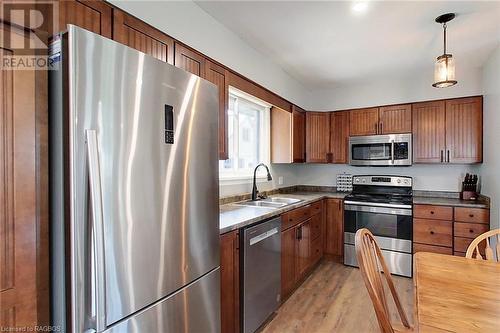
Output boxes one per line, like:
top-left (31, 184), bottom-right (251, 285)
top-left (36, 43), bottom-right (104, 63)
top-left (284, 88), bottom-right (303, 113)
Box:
top-left (345, 175), bottom-right (413, 207)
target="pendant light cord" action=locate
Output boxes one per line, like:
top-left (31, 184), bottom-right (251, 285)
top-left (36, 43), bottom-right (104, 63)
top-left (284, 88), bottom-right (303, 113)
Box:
top-left (443, 23), bottom-right (447, 54)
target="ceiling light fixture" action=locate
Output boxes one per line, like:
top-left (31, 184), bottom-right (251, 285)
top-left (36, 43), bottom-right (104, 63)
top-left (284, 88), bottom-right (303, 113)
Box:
top-left (433, 13), bottom-right (457, 88)
top-left (352, 1), bottom-right (368, 13)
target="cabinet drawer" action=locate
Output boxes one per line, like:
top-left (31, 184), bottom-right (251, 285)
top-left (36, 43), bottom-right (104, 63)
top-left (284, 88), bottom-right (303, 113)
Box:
top-left (413, 218), bottom-right (452, 247)
top-left (282, 205), bottom-right (311, 230)
top-left (454, 207), bottom-right (489, 224)
top-left (454, 222), bottom-right (489, 239)
top-left (310, 236), bottom-right (323, 265)
top-left (414, 205), bottom-right (453, 220)
top-left (310, 200), bottom-right (323, 216)
top-left (454, 236), bottom-right (486, 255)
top-left (413, 243), bottom-right (452, 255)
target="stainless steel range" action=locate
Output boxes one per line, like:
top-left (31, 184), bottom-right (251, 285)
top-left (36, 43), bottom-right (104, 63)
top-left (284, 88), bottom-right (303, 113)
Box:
top-left (343, 175), bottom-right (413, 277)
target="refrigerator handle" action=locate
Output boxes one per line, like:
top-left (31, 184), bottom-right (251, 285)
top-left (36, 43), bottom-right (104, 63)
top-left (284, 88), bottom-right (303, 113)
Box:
top-left (86, 130), bottom-right (107, 332)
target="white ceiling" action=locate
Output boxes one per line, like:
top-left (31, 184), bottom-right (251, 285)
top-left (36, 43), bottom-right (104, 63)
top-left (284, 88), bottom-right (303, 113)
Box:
top-left (195, 1), bottom-right (500, 88)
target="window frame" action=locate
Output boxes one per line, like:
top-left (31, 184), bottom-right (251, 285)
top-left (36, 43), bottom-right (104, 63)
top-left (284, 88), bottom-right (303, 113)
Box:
top-left (219, 87), bottom-right (271, 184)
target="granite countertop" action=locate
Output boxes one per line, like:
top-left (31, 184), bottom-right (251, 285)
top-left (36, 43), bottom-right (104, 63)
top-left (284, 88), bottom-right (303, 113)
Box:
top-left (220, 191), bottom-right (347, 234)
top-left (412, 196), bottom-right (489, 209)
top-left (219, 189), bottom-right (490, 234)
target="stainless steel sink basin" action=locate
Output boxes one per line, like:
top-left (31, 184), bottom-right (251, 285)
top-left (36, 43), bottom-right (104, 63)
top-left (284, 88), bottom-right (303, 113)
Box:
top-left (263, 197), bottom-right (302, 204)
top-left (235, 197), bottom-right (303, 209)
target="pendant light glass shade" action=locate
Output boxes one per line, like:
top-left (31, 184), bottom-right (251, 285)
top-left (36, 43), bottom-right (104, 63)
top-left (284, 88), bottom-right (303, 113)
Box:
top-left (433, 54), bottom-right (457, 88)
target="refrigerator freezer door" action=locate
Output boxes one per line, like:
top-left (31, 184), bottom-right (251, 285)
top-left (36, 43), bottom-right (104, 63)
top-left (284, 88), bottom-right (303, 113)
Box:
top-left (67, 26), bottom-right (220, 329)
top-left (104, 268), bottom-right (220, 333)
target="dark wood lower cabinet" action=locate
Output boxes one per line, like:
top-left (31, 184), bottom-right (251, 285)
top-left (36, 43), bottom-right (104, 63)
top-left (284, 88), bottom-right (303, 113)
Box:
top-left (281, 201), bottom-right (324, 300)
top-left (324, 199), bottom-right (343, 260)
top-left (220, 230), bottom-right (239, 333)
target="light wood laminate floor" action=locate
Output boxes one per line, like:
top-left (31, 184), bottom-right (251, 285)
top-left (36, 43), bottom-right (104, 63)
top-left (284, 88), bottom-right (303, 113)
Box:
top-left (261, 261), bottom-right (414, 333)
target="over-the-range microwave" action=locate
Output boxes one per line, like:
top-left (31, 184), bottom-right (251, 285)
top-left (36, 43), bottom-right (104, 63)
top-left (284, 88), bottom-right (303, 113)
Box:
top-left (349, 133), bottom-right (412, 166)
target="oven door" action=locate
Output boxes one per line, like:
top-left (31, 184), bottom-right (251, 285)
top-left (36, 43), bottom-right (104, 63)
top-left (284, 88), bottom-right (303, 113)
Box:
top-left (344, 204), bottom-right (412, 251)
top-left (349, 134), bottom-right (412, 166)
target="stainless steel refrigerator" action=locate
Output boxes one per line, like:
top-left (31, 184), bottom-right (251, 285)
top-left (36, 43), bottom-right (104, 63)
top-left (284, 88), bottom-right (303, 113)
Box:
top-left (50, 25), bottom-right (220, 332)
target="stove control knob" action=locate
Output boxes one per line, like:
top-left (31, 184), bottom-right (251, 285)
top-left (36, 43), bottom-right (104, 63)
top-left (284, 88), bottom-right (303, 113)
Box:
top-left (397, 179), bottom-right (401, 184)
top-left (355, 178), bottom-right (360, 182)
top-left (404, 180), bottom-right (409, 185)
top-left (361, 179), bottom-right (366, 183)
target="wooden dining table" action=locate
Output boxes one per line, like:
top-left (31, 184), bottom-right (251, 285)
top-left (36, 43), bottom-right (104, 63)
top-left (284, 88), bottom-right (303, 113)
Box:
top-left (414, 252), bottom-right (500, 333)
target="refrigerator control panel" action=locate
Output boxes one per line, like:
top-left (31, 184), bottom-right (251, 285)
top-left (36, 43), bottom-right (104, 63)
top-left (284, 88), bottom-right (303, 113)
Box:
top-left (164, 104), bottom-right (174, 144)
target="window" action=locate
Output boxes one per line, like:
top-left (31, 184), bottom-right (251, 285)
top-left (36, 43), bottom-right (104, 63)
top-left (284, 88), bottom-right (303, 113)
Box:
top-left (219, 88), bottom-right (271, 181)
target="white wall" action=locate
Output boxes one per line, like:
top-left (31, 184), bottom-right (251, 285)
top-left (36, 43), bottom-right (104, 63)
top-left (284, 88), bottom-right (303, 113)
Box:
top-left (307, 65), bottom-right (483, 111)
top-left (480, 44), bottom-right (500, 229)
top-left (109, 0), bottom-right (310, 108)
top-left (291, 164), bottom-right (480, 192)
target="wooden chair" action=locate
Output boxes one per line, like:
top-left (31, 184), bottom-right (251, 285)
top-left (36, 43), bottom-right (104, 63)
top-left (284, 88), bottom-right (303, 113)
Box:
top-left (465, 229), bottom-right (500, 261)
top-left (355, 228), bottom-right (413, 333)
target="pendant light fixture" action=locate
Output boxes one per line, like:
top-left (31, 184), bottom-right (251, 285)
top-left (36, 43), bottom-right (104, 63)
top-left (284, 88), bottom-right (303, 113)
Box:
top-left (432, 13), bottom-right (457, 88)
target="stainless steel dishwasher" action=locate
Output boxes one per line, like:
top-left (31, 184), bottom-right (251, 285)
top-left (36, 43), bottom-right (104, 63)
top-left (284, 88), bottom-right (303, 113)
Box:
top-left (242, 217), bottom-right (281, 333)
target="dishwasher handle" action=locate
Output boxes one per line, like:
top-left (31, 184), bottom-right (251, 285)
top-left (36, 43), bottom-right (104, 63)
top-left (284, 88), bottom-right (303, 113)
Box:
top-left (249, 227), bottom-right (279, 246)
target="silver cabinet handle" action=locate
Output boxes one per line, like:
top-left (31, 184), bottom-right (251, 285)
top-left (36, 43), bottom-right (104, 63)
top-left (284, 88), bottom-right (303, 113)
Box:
top-left (249, 227), bottom-right (278, 246)
top-left (86, 130), bottom-right (106, 332)
top-left (440, 150), bottom-right (444, 163)
top-left (447, 150), bottom-right (450, 163)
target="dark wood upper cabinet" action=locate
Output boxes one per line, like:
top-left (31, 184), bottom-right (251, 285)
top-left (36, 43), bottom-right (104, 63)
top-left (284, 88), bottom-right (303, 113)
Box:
top-left (305, 112), bottom-right (330, 163)
top-left (292, 106), bottom-right (306, 163)
top-left (174, 42), bottom-right (206, 76)
top-left (379, 104), bottom-right (412, 134)
top-left (324, 199), bottom-right (343, 259)
top-left (349, 107), bottom-right (379, 136)
top-left (412, 101), bottom-right (446, 163)
top-left (445, 97), bottom-right (482, 164)
top-left (220, 231), bottom-right (239, 333)
top-left (330, 111), bottom-right (350, 164)
top-left (113, 10), bottom-right (174, 64)
top-left (204, 59), bottom-right (229, 160)
top-left (59, 0), bottom-right (112, 38)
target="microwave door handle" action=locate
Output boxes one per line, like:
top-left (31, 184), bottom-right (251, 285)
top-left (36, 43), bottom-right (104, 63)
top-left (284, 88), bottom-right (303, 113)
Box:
top-left (391, 140), bottom-right (395, 164)
top-left (86, 129), bottom-right (107, 332)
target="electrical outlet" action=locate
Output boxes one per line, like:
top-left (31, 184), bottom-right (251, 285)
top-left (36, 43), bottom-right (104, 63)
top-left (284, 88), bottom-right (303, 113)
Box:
top-left (278, 176), bottom-right (284, 185)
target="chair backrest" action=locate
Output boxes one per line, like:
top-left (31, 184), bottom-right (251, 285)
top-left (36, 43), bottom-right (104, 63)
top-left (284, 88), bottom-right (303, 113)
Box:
top-left (465, 229), bottom-right (500, 262)
top-left (355, 228), bottom-right (411, 333)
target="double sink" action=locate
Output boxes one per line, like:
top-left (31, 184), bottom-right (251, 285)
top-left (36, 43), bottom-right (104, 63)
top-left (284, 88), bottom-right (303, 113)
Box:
top-left (235, 197), bottom-right (303, 209)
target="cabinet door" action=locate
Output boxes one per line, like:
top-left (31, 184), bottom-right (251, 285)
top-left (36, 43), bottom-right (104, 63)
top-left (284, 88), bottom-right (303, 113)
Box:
top-left (349, 108), bottom-right (379, 136)
top-left (324, 199), bottom-right (343, 258)
top-left (204, 59), bottom-right (229, 160)
top-left (296, 220), bottom-right (312, 279)
top-left (379, 104), bottom-right (412, 134)
top-left (175, 42), bottom-right (205, 76)
top-left (281, 226), bottom-right (297, 299)
top-left (220, 231), bottom-right (239, 333)
top-left (445, 97), bottom-right (483, 163)
top-left (412, 101), bottom-right (446, 163)
top-left (292, 106), bottom-right (306, 163)
top-left (113, 10), bottom-right (174, 64)
top-left (59, 0), bottom-right (112, 38)
top-left (0, 25), bottom-right (49, 328)
top-left (330, 111), bottom-right (350, 164)
top-left (305, 112), bottom-right (330, 163)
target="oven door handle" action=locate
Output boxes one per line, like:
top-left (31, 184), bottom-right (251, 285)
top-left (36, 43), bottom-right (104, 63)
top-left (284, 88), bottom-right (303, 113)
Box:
top-left (344, 204), bottom-right (413, 216)
top-left (391, 140), bottom-right (395, 164)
